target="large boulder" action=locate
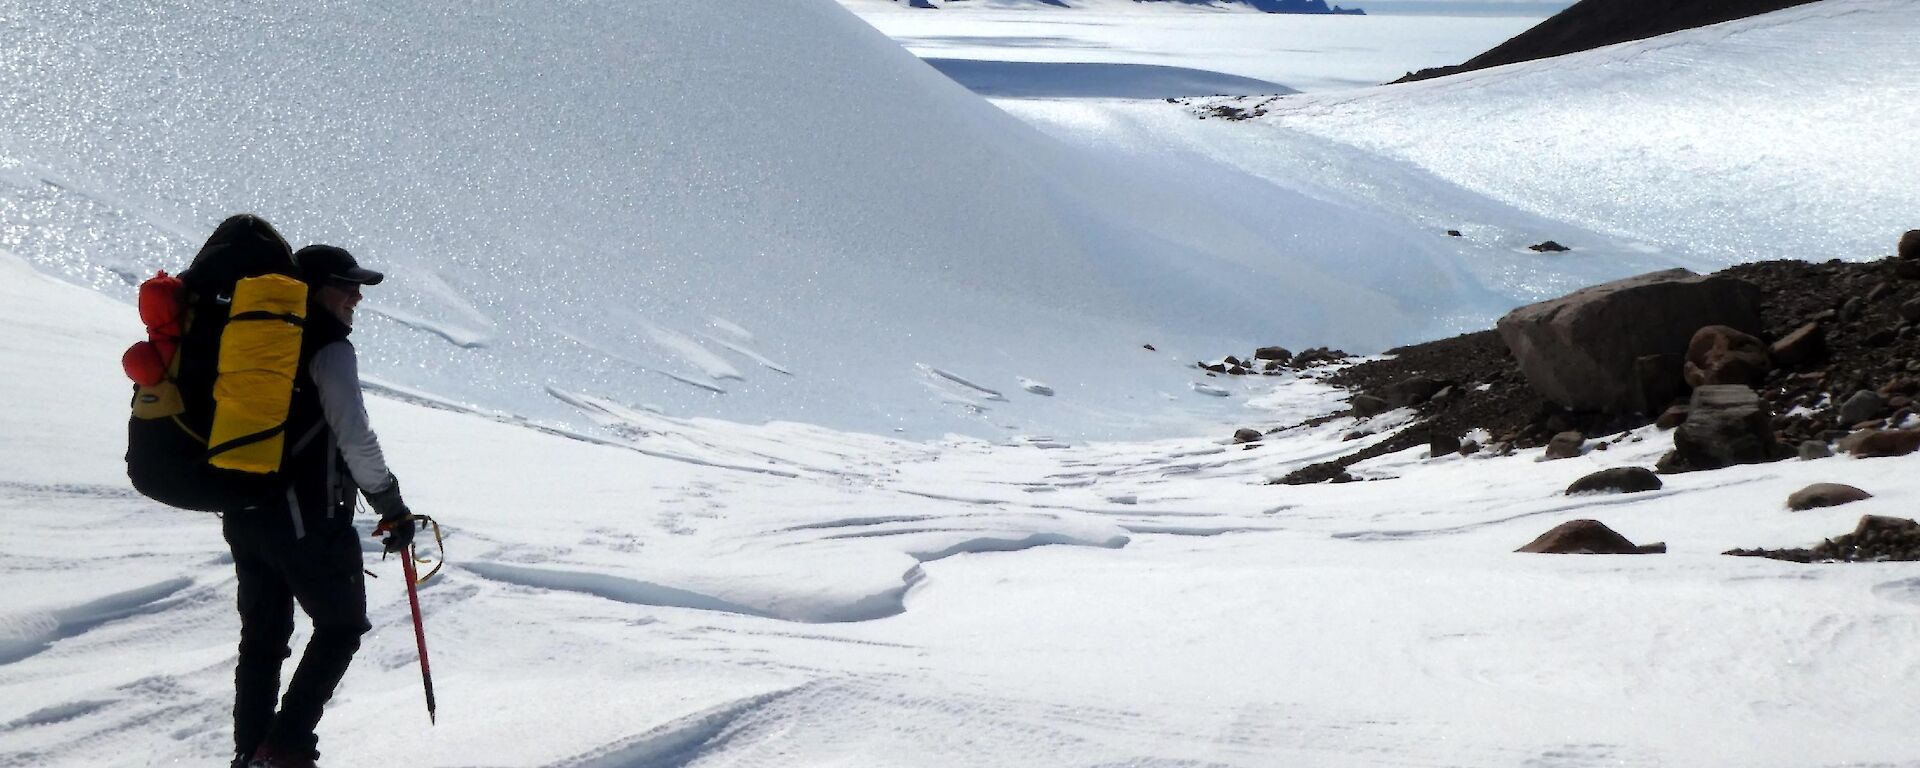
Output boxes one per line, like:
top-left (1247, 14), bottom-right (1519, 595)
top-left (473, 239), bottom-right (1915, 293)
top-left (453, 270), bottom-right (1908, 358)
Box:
top-left (1661, 385), bottom-right (1787, 472)
top-left (1683, 325), bottom-right (1770, 387)
top-left (1902, 230), bottom-right (1920, 260)
top-left (1517, 520), bottom-right (1665, 554)
top-left (1497, 269), bottom-right (1762, 414)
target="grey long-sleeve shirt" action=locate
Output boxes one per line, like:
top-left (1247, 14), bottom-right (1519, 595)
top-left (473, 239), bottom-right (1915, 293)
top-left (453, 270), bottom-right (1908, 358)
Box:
top-left (307, 340), bottom-right (394, 495)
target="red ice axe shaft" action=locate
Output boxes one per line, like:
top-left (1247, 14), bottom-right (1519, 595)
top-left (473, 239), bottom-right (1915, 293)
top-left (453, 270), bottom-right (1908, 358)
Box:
top-left (401, 545), bottom-right (438, 724)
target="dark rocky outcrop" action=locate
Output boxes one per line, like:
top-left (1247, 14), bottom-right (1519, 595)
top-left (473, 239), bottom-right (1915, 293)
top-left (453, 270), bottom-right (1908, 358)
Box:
top-left (1518, 520), bottom-right (1665, 554)
top-left (1497, 269), bottom-right (1762, 415)
top-left (1395, 0), bottom-right (1822, 84)
top-left (1786, 483), bottom-right (1872, 511)
top-left (1565, 467), bottom-right (1662, 495)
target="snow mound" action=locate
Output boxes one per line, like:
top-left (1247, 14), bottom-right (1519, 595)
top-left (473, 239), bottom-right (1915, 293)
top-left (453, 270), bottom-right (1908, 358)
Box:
top-left (0, 0), bottom-right (1424, 440)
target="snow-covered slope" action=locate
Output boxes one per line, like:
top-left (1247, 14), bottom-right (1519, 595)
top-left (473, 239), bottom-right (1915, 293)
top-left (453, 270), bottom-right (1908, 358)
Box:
top-left (0, 0), bottom-right (1444, 442)
top-left (1211, 0), bottom-right (1920, 266)
top-left (8, 245), bottom-right (1920, 767)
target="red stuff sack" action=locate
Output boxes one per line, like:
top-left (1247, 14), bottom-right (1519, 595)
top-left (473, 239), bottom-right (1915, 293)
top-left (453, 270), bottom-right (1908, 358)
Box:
top-left (122, 272), bottom-right (184, 385)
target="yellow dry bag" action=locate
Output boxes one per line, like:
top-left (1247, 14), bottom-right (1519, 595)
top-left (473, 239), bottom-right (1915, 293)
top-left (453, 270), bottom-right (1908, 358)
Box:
top-left (207, 274), bottom-right (308, 473)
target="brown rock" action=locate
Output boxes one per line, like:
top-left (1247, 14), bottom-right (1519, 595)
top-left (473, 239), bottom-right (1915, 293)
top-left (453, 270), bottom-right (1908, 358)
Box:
top-left (1386, 376), bottom-right (1443, 407)
top-left (1655, 405), bottom-right (1690, 430)
top-left (1429, 432), bottom-right (1462, 457)
top-left (1787, 483), bottom-right (1873, 511)
top-left (1769, 322), bottom-right (1826, 367)
top-left (1565, 467), bottom-right (1662, 495)
top-left (1518, 520), bottom-right (1663, 554)
top-left (1497, 269), bottom-right (1761, 414)
top-left (1797, 440), bottom-right (1833, 460)
top-left (1901, 230), bottom-right (1920, 260)
top-left (1544, 431), bottom-right (1585, 460)
top-left (1684, 325), bottom-right (1770, 388)
top-left (1840, 429), bottom-right (1920, 458)
top-left (1350, 394), bottom-right (1391, 417)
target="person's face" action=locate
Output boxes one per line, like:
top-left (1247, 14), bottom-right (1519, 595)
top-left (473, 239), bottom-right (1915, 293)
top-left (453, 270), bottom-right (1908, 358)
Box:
top-left (320, 282), bottom-right (362, 327)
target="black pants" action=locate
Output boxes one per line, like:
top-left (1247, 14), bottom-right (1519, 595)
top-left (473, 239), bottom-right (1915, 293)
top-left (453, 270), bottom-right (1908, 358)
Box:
top-left (224, 509), bottom-right (370, 758)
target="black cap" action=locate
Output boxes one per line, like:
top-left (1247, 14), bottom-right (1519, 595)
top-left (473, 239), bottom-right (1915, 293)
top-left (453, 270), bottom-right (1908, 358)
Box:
top-left (294, 244), bottom-right (384, 286)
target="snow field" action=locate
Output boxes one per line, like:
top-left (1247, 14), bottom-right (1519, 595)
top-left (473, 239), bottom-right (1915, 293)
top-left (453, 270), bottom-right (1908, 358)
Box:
top-left (5, 248), bottom-right (1920, 765)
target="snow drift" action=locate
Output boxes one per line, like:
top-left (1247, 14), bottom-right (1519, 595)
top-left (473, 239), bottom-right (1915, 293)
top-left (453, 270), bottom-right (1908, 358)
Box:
top-left (0, 0), bottom-right (1424, 440)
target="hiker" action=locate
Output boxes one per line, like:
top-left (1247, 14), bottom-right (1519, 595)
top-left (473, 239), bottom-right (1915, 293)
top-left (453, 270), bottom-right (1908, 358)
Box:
top-left (224, 243), bottom-right (416, 768)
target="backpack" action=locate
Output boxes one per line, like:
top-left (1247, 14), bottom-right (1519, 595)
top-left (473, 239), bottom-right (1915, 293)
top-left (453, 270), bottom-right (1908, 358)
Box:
top-left (124, 215), bottom-right (311, 512)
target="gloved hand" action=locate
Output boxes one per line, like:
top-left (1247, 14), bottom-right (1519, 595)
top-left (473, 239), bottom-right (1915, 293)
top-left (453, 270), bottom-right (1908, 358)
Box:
top-left (366, 476), bottom-right (415, 554)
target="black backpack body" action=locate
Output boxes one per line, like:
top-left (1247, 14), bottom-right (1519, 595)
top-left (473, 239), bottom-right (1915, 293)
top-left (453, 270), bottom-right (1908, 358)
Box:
top-left (126, 214), bottom-right (306, 512)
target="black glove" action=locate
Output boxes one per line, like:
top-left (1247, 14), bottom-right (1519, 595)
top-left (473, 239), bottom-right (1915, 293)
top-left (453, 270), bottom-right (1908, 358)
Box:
top-left (366, 476), bottom-right (415, 554)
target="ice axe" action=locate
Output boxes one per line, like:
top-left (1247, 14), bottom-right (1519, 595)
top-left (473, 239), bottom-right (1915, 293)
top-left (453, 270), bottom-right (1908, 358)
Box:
top-left (380, 514), bottom-right (444, 724)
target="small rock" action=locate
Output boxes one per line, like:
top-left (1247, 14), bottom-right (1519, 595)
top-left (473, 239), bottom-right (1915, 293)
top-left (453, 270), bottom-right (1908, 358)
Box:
top-left (1901, 230), bottom-right (1920, 260)
top-left (1797, 440), bottom-right (1834, 460)
top-left (1517, 520), bottom-right (1663, 554)
top-left (1841, 296), bottom-right (1865, 322)
top-left (1224, 355), bottom-right (1243, 367)
top-left (1199, 361), bottom-right (1227, 373)
top-left (1429, 432), bottom-right (1462, 457)
top-left (1787, 483), bottom-right (1873, 511)
top-left (1233, 428), bottom-right (1262, 443)
top-left (1143, 344), bottom-right (1156, 351)
top-left (1769, 322), bottom-right (1826, 367)
top-left (1350, 394), bottom-right (1391, 417)
top-left (1656, 405), bottom-right (1690, 430)
top-left (1839, 428), bottom-right (1920, 458)
top-left (1867, 282), bottom-right (1893, 302)
top-left (1254, 346), bottom-right (1292, 362)
top-left (1565, 467), bottom-right (1662, 495)
top-left (1838, 390), bottom-right (1888, 425)
top-left (1529, 240), bottom-right (1571, 253)
top-left (1593, 441), bottom-right (1610, 451)
top-left (1544, 431), bottom-right (1585, 460)
top-left (1901, 298), bottom-right (1920, 324)
top-left (1386, 376), bottom-right (1443, 408)
top-left (1458, 440), bottom-right (1482, 456)
top-left (1446, 229), bottom-right (1463, 237)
